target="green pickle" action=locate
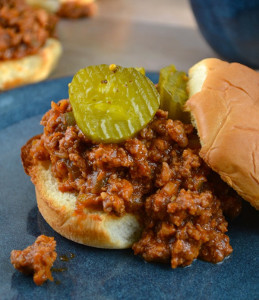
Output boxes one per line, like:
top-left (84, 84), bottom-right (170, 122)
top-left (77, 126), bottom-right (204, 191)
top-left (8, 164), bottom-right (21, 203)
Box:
top-left (158, 65), bottom-right (190, 122)
top-left (69, 64), bottom-right (160, 143)
top-left (135, 67), bottom-right (145, 75)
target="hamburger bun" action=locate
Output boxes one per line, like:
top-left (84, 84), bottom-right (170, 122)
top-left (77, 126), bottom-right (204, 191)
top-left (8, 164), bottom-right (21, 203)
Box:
top-left (186, 58), bottom-right (259, 210)
top-left (25, 0), bottom-right (60, 13)
top-left (26, 0), bottom-right (97, 17)
top-left (21, 139), bottom-right (142, 249)
top-left (0, 38), bottom-right (62, 91)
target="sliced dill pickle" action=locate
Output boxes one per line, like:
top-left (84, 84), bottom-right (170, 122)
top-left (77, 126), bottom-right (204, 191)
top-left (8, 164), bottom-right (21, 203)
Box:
top-left (158, 65), bottom-right (190, 123)
top-left (135, 67), bottom-right (145, 75)
top-left (69, 64), bottom-right (160, 143)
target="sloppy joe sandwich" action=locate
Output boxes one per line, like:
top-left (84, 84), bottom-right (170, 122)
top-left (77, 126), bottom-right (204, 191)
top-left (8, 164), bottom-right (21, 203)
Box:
top-left (26, 0), bottom-right (97, 18)
top-left (22, 61), bottom-right (258, 269)
top-left (0, 0), bottom-right (62, 90)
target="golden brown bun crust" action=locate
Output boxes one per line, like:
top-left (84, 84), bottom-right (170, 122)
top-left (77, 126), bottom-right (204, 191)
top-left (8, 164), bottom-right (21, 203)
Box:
top-left (186, 58), bottom-right (259, 210)
top-left (25, 0), bottom-right (60, 12)
top-left (0, 38), bottom-right (62, 90)
top-left (21, 135), bottom-right (141, 249)
top-left (26, 0), bottom-right (97, 17)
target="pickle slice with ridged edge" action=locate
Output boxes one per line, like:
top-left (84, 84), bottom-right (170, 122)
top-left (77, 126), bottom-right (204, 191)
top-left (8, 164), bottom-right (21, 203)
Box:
top-left (69, 64), bottom-right (160, 143)
top-left (135, 67), bottom-right (145, 75)
top-left (158, 65), bottom-right (190, 123)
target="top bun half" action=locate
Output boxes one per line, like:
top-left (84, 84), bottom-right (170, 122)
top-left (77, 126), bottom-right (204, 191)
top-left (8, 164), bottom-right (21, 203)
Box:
top-left (185, 58), bottom-right (259, 210)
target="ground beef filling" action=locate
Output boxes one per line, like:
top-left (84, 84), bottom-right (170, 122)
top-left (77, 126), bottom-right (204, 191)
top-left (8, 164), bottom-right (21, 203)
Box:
top-left (10, 235), bottom-right (57, 285)
top-left (0, 0), bottom-right (58, 60)
top-left (57, 1), bottom-right (97, 19)
top-left (29, 99), bottom-right (241, 268)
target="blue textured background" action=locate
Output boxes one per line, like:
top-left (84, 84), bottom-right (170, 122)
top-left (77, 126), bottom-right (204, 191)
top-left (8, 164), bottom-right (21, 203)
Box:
top-left (0, 75), bottom-right (258, 300)
top-left (190, 0), bottom-right (259, 68)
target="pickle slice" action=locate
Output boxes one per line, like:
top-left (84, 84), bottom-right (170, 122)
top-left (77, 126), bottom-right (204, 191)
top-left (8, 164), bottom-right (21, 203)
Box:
top-left (135, 67), bottom-right (145, 75)
top-left (69, 64), bottom-right (160, 143)
top-left (158, 65), bottom-right (190, 123)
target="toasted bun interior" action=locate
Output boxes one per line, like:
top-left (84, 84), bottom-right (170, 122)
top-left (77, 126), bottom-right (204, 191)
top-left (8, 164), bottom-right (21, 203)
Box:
top-left (186, 58), bottom-right (259, 210)
top-left (60, 0), bottom-right (95, 3)
top-left (25, 0), bottom-right (60, 12)
top-left (0, 38), bottom-right (62, 90)
top-left (26, 0), bottom-right (95, 13)
top-left (31, 163), bottom-right (142, 249)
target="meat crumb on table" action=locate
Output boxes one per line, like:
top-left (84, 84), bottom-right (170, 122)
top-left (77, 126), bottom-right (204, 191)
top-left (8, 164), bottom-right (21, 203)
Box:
top-left (10, 235), bottom-right (57, 285)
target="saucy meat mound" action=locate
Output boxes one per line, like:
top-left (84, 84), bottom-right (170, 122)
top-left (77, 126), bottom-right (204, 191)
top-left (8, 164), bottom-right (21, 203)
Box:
top-left (10, 235), bottom-right (57, 285)
top-left (57, 1), bottom-right (97, 19)
top-left (27, 99), bottom-right (241, 268)
top-left (0, 0), bottom-right (58, 60)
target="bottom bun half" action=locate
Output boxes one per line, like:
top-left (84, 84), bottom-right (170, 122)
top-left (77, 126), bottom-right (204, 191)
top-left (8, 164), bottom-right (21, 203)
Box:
top-left (26, 0), bottom-right (97, 18)
top-left (0, 38), bottom-right (62, 90)
top-left (32, 163), bottom-right (142, 249)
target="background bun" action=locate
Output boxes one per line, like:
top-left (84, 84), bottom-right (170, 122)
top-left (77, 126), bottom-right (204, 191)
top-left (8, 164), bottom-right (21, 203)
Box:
top-left (29, 162), bottom-right (142, 249)
top-left (0, 38), bottom-right (62, 91)
top-left (25, 0), bottom-right (60, 12)
top-left (186, 58), bottom-right (259, 210)
top-left (26, 0), bottom-right (97, 17)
